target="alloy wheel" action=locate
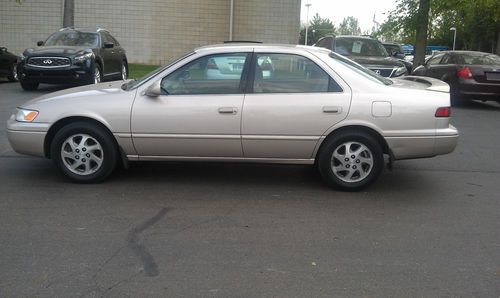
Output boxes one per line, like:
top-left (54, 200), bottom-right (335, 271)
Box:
top-left (94, 67), bottom-right (101, 84)
top-left (121, 64), bottom-right (127, 80)
top-left (330, 141), bottom-right (374, 183)
top-left (61, 134), bottom-right (103, 176)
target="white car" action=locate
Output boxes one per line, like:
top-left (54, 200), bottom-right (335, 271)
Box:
top-left (7, 44), bottom-right (458, 190)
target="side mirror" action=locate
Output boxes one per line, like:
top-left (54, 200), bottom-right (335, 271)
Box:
top-left (37, 41), bottom-right (44, 46)
top-left (144, 80), bottom-right (162, 97)
top-left (103, 42), bottom-right (114, 49)
top-left (0, 47), bottom-right (6, 54)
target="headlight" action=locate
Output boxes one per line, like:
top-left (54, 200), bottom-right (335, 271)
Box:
top-left (74, 52), bottom-right (94, 62)
top-left (15, 108), bottom-right (39, 122)
top-left (394, 66), bottom-right (407, 77)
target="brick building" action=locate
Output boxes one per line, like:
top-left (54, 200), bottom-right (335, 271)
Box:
top-left (0, 0), bottom-right (301, 64)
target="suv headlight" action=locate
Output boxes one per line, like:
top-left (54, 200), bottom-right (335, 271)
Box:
top-left (74, 52), bottom-right (94, 62)
top-left (15, 108), bottom-right (39, 122)
top-left (393, 66), bottom-right (407, 77)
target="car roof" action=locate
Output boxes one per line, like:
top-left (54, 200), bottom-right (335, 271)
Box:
top-left (194, 43), bottom-right (332, 55)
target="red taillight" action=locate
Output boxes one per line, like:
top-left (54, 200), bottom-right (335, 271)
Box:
top-left (456, 67), bottom-right (472, 78)
top-left (435, 107), bottom-right (451, 117)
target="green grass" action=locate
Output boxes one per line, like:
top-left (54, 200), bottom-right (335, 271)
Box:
top-left (128, 63), bottom-right (161, 79)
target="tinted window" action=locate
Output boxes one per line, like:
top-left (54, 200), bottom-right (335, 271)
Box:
top-left (101, 32), bottom-right (119, 46)
top-left (428, 54), bottom-right (444, 65)
top-left (253, 53), bottom-right (341, 93)
top-left (316, 37), bottom-right (333, 50)
top-left (44, 31), bottom-right (98, 47)
top-left (460, 53), bottom-right (500, 65)
top-left (161, 53), bottom-right (249, 95)
top-left (334, 38), bottom-right (388, 57)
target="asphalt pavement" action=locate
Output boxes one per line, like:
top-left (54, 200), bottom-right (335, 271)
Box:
top-left (0, 80), bottom-right (499, 297)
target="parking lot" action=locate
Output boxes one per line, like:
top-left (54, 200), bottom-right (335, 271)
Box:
top-left (0, 80), bottom-right (499, 297)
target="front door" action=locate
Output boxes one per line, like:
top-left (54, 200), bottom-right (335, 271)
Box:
top-left (131, 52), bottom-right (250, 158)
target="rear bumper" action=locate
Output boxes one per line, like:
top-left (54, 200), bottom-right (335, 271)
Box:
top-left (6, 118), bottom-right (48, 157)
top-left (458, 78), bottom-right (500, 100)
top-left (386, 125), bottom-right (458, 160)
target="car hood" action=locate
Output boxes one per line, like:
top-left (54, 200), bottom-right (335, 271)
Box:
top-left (348, 56), bottom-right (405, 68)
top-left (23, 80), bottom-right (130, 107)
top-left (25, 46), bottom-right (90, 56)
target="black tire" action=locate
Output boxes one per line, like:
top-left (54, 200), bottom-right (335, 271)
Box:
top-left (88, 63), bottom-right (102, 85)
top-left (50, 121), bottom-right (118, 183)
top-left (120, 61), bottom-right (128, 80)
top-left (317, 131), bottom-right (384, 191)
top-left (7, 63), bottom-right (18, 82)
top-left (20, 79), bottom-right (39, 91)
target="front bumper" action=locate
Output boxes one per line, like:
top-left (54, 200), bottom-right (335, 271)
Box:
top-left (6, 118), bottom-right (49, 157)
top-left (18, 60), bottom-right (94, 84)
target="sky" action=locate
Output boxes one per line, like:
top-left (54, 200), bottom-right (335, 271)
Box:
top-left (300, 0), bottom-right (397, 33)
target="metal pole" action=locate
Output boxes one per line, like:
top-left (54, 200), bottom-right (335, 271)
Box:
top-left (229, 0), bottom-right (234, 41)
top-left (453, 30), bottom-right (456, 50)
top-left (304, 3), bottom-right (311, 45)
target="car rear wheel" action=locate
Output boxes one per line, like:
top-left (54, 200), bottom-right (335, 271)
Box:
top-left (50, 122), bottom-right (118, 183)
top-left (7, 63), bottom-right (18, 82)
top-left (20, 79), bottom-right (39, 91)
top-left (317, 131), bottom-right (383, 191)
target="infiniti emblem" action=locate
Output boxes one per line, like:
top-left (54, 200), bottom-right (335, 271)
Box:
top-left (374, 69), bottom-right (381, 75)
top-left (43, 59), bottom-right (53, 64)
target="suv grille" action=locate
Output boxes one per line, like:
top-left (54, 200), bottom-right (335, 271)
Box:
top-left (368, 67), bottom-right (394, 77)
top-left (27, 57), bottom-right (71, 68)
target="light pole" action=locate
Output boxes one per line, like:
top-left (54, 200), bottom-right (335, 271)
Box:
top-left (304, 3), bottom-right (312, 45)
top-left (450, 27), bottom-right (457, 50)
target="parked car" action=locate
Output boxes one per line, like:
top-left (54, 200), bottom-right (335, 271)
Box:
top-left (383, 42), bottom-right (413, 72)
top-left (412, 50), bottom-right (500, 105)
top-left (0, 46), bottom-right (19, 82)
top-left (17, 27), bottom-right (128, 90)
top-left (314, 35), bottom-right (408, 77)
top-left (7, 44), bottom-right (458, 191)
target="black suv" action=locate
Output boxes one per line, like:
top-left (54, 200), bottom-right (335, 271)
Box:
top-left (314, 35), bottom-right (408, 77)
top-left (18, 27), bottom-right (128, 90)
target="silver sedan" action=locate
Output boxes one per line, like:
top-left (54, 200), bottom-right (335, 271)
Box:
top-left (7, 44), bottom-right (458, 191)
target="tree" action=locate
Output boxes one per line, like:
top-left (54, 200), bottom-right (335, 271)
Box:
top-left (299, 13), bottom-right (336, 45)
top-left (413, 0), bottom-right (430, 67)
top-left (338, 16), bottom-right (361, 36)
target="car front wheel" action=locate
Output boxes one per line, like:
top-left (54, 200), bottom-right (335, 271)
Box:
top-left (50, 122), bottom-right (118, 183)
top-left (317, 131), bottom-right (384, 191)
top-left (8, 63), bottom-right (18, 82)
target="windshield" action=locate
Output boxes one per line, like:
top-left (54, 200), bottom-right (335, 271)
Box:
top-left (122, 52), bottom-right (195, 90)
top-left (334, 38), bottom-right (389, 57)
top-left (384, 44), bottom-right (403, 55)
top-left (328, 52), bottom-right (393, 85)
top-left (44, 32), bottom-right (99, 47)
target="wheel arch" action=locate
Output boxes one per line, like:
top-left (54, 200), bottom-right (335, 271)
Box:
top-left (314, 125), bottom-right (392, 161)
top-left (43, 116), bottom-right (127, 167)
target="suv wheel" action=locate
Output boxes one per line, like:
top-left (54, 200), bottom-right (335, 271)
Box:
top-left (317, 131), bottom-right (383, 191)
top-left (121, 62), bottom-right (128, 80)
top-left (50, 122), bottom-right (118, 183)
top-left (20, 79), bottom-right (39, 91)
top-left (7, 63), bottom-right (18, 82)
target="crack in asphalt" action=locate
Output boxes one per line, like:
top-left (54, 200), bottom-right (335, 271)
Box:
top-left (127, 207), bottom-right (169, 277)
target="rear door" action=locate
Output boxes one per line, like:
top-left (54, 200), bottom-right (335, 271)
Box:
top-left (241, 51), bottom-right (351, 159)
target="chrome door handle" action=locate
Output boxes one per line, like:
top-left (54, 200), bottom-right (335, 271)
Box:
top-left (218, 107), bottom-right (237, 114)
top-left (323, 106), bottom-right (342, 114)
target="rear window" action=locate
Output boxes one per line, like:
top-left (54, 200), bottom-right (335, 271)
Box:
top-left (328, 52), bottom-right (393, 86)
top-left (458, 53), bottom-right (500, 65)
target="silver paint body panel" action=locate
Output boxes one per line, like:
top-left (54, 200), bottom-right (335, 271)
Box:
top-left (7, 44), bottom-right (458, 163)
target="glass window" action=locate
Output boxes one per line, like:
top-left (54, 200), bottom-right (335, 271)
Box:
top-left (44, 31), bottom-right (99, 47)
top-left (161, 53), bottom-right (249, 95)
top-left (427, 54), bottom-right (444, 65)
top-left (316, 37), bottom-right (333, 50)
top-left (253, 53), bottom-right (341, 93)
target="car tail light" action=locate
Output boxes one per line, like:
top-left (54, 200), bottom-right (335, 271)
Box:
top-left (207, 59), bottom-right (219, 70)
top-left (456, 67), bottom-right (472, 78)
top-left (435, 107), bottom-right (451, 117)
